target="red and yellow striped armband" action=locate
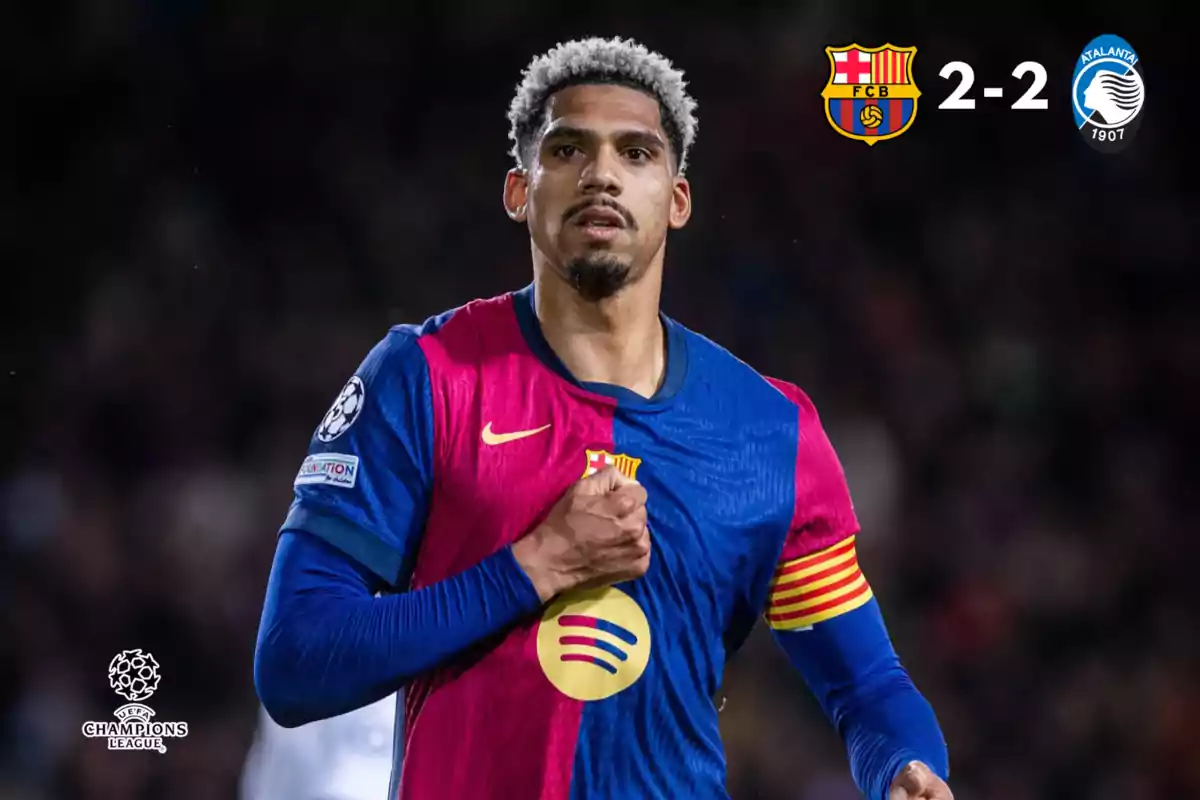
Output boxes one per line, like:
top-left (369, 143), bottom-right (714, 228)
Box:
top-left (765, 536), bottom-right (873, 631)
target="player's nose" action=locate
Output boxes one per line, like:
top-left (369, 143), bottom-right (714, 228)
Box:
top-left (578, 146), bottom-right (623, 195)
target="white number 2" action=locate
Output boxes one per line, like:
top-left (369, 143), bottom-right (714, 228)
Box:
top-left (938, 61), bottom-right (975, 110)
top-left (1011, 61), bottom-right (1048, 110)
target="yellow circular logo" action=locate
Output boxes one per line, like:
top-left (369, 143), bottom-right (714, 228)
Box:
top-left (536, 586), bottom-right (651, 702)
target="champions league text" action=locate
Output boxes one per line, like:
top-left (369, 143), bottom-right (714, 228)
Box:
top-left (81, 720), bottom-right (190, 754)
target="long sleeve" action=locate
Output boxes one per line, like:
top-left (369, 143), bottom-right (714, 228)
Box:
top-left (254, 530), bottom-right (542, 728)
top-left (773, 596), bottom-right (949, 799)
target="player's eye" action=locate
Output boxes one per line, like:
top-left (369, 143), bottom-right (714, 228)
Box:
top-left (624, 147), bottom-right (651, 162)
top-left (552, 144), bottom-right (581, 159)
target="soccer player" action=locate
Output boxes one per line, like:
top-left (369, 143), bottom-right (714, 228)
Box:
top-left (238, 694), bottom-right (397, 800)
top-left (254, 36), bottom-right (953, 800)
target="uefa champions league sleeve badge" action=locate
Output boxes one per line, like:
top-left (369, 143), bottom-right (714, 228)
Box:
top-left (317, 376), bottom-right (366, 443)
top-left (1072, 34), bottom-right (1144, 153)
top-left (81, 649), bottom-right (189, 753)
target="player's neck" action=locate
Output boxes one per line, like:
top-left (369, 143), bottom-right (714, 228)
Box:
top-left (534, 268), bottom-right (666, 399)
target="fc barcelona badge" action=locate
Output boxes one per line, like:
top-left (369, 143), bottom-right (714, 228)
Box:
top-left (821, 43), bottom-right (921, 145)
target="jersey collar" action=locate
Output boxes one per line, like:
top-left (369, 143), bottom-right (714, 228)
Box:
top-left (512, 283), bottom-right (688, 408)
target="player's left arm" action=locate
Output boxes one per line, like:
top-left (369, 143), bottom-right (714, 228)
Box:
top-left (765, 380), bottom-right (951, 800)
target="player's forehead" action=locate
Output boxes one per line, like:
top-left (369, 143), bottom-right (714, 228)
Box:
top-left (540, 84), bottom-right (667, 143)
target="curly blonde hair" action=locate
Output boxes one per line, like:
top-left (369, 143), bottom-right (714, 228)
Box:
top-left (507, 36), bottom-right (699, 174)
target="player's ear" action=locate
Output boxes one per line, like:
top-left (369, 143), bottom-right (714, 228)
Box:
top-left (668, 176), bottom-right (691, 230)
top-left (504, 168), bottom-right (529, 222)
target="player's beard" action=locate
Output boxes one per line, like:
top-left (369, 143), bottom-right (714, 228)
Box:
top-left (564, 253), bottom-right (633, 302)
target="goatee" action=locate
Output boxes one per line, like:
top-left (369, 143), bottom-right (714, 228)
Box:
top-left (565, 255), bottom-right (632, 302)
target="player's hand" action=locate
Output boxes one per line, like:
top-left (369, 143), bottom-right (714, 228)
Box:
top-left (889, 761), bottom-right (953, 800)
top-left (513, 466), bottom-right (650, 602)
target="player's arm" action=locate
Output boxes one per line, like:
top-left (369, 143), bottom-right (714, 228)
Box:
top-left (765, 380), bottom-right (950, 800)
top-left (253, 330), bottom-right (544, 728)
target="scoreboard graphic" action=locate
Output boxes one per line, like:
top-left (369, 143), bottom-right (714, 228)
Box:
top-left (820, 34), bottom-right (1143, 153)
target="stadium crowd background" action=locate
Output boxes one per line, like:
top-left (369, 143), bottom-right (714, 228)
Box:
top-left (6, 4), bottom-right (1194, 799)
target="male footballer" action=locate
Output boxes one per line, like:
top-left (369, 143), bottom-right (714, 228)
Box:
top-left (255, 36), bottom-right (952, 800)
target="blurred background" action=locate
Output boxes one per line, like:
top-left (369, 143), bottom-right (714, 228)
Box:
top-left (6, 3), bottom-right (1195, 799)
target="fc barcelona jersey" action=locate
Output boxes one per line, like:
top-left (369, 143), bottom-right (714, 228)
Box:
top-left (282, 285), bottom-right (866, 799)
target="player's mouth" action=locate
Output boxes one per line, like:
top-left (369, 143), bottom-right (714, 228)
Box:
top-left (572, 207), bottom-right (628, 241)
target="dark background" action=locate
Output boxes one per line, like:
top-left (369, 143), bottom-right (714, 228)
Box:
top-left (6, 3), bottom-right (1195, 799)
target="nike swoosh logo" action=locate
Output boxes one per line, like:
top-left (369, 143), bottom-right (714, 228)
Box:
top-left (481, 422), bottom-right (552, 446)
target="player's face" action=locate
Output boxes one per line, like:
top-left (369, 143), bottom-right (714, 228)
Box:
top-left (505, 84), bottom-right (691, 302)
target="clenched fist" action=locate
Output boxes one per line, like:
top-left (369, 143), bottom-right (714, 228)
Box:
top-left (513, 466), bottom-right (651, 603)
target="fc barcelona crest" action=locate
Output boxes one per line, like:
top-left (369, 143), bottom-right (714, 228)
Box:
top-left (821, 43), bottom-right (921, 145)
top-left (583, 450), bottom-right (642, 481)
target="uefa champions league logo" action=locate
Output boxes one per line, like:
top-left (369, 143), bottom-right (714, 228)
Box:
top-left (81, 649), bottom-right (188, 754)
top-left (110, 649), bottom-right (160, 701)
top-left (317, 376), bottom-right (365, 443)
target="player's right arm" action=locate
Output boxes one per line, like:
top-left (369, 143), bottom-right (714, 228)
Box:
top-left (253, 328), bottom-right (651, 728)
top-left (253, 329), bottom-right (543, 728)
